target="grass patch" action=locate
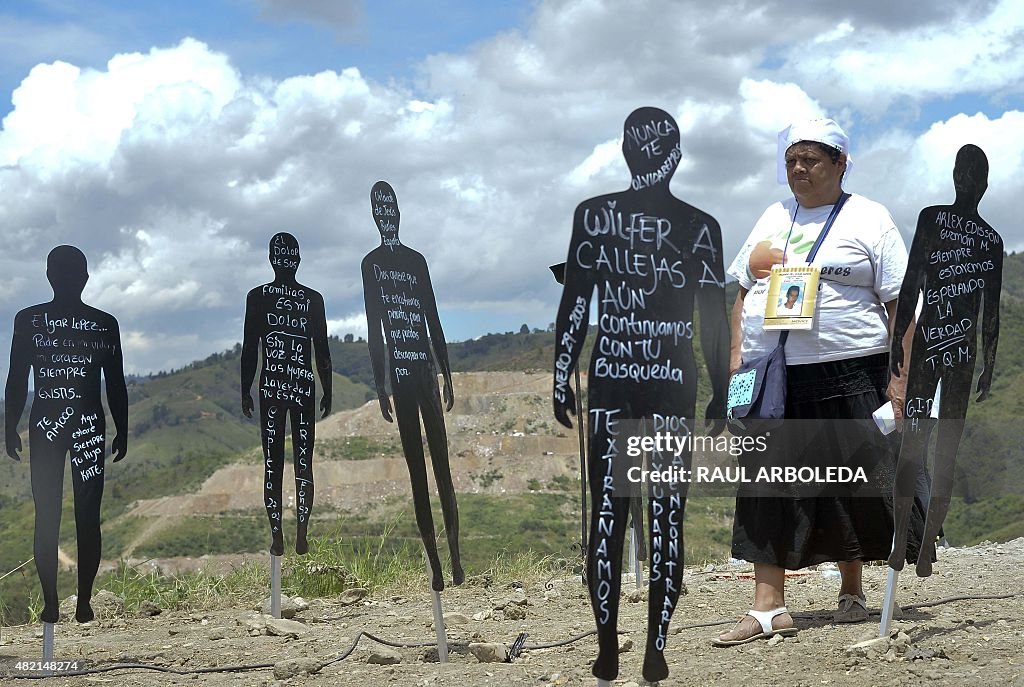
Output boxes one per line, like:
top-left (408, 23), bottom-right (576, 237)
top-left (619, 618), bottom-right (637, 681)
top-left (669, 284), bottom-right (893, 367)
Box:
top-left (316, 436), bottom-right (401, 461)
top-left (132, 515), bottom-right (268, 559)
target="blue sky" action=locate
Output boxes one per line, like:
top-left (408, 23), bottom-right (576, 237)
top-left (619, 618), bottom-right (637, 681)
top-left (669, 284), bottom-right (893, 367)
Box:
top-left (0, 0), bottom-right (529, 117)
top-left (1, 0), bottom-right (1023, 372)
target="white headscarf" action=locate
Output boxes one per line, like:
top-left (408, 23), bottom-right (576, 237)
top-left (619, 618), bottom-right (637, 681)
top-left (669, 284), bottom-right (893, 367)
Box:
top-left (776, 118), bottom-right (853, 185)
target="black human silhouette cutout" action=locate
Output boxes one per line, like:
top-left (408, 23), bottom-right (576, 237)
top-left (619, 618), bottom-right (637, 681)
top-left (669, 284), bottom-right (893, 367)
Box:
top-left (888, 144), bottom-right (1002, 577)
top-left (552, 107), bottom-right (730, 682)
top-left (241, 233), bottom-right (332, 556)
top-left (361, 180), bottom-right (463, 592)
top-left (5, 245), bottom-right (128, 625)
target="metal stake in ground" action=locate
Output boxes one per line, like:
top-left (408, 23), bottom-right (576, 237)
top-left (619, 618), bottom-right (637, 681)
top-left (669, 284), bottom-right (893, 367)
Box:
top-left (42, 621), bottom-right (54, 663)
top-left (630, 520), bottom-right (644, 589)
top-left (270, 554), bottom-right (282, 619)
top-left (426, 556), bottom-right (448, 663)
top-left (879, 567), bottom-right (899, 637)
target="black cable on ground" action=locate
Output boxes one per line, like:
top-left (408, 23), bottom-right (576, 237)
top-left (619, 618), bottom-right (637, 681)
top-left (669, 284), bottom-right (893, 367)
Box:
top-left (9, 591), bottom-right (1023, 678)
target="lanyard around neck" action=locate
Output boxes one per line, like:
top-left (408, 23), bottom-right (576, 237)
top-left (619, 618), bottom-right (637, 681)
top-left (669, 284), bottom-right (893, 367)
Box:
top-left (782, 192), bottom-right (851, 266)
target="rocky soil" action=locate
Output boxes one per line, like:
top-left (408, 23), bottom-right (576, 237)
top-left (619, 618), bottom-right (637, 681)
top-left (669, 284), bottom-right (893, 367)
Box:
top-left (2, 539), bottom-right (1022, 686)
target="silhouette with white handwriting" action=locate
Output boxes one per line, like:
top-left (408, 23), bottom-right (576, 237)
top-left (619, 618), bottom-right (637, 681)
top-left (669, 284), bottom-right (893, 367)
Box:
top-left (888, 144), bottom-right (1002, 577)
top-left (552, 107), bottom-right (729, 682)
top-left (361, 180), bottom-right (463, 592)
top-left (5, 245), bottom-right (128, 624)
top-left (241, 233), bottom-right (332, 556)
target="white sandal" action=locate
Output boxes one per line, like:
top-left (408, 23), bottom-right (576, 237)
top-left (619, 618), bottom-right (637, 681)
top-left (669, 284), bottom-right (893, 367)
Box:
top-left (712, 607), bottom-right (798, 646)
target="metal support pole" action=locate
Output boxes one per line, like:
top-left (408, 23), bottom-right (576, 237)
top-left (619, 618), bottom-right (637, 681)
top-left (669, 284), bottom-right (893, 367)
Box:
top-left (879, 567), bottom-right (899, 637)
top-left (426, 557), bottom-right (448, 663)
top-left (270, 554), bottom-right (282, 619)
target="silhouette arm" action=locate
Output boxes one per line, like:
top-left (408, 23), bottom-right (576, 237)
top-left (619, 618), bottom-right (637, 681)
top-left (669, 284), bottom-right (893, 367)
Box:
top-left (553, 205), bottom-right (594, 429)
top-left (890, 213), bottom-right (927, 378)
top-left (240, 290), bottom-right (259, 418)
top-left (977, 246), bottom-right (1002, 401)
top-left (362, 258), bottom-right (392, 422)
top-left (421, 259), bottom-right (454, 411)
top-left (104, 319), bottom-right (129, 462)
top-left (695, 218), bottom-right (729, 436)
top-left (312, 292), bottom-right (333, 418)
top-left (4, 312), bottom-right (31, 461)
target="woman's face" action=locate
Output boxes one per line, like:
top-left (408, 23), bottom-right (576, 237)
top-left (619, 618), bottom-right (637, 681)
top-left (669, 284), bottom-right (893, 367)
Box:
top-left (785, 142), bottom-right (846, 208)
top-left (786, 290), bottom-right (798, 306)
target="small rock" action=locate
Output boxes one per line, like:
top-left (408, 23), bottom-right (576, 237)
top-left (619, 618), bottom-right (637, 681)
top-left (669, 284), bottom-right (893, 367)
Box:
top-left (906, 646), bottom-right (948, 661)
top-left (58, 595), bottom-right (78, 621)
top-left (469, 642), bottom-right (508, 663)
top-left (443, 612), bottom-right (470, 626)
top-left (366, 648), bottom-right (402, 665)
top-left (543, 589), bottom-right (562, 600)
top-left (623, 682), bottom-right (641, 687)
top-left (472, 610), bottom-right (493, 621)
top-left (262, 596), bottom-right (301, 619)
top-left (703, 564), bottom-right (715, 573)
top-left (767, 634), bottom-right (784, 646)
top-left (242, 615), bottom-right (268, 636)
top-left (420, 647), bottom-right (440, 662)
top-left (845, 637), bottom-right (889, 658)
top-left (891, 631), bottom-right (911, 650)
top-left (138, 600), bottom-right (162, 617)
top-left (618, 636), bottom-right (633, 653)
top-left (168, 628), bottom-right (181, 636)
top-left (91, 590), bottom-right (125, 618)
top-left (207, 627), bottom-right (228, 641)
top-left (273, 657), bottom-right (321, 679)
top-left (503, 605), bottom-right (527, 621)
top-left (698, 585), bottom-right (712, 594)
top-left (338, 588), bottom-right (369, 605)
top-left (265, 617), bottom-right (311, 638)
top-left (626, 587), bottom-right (647, 603)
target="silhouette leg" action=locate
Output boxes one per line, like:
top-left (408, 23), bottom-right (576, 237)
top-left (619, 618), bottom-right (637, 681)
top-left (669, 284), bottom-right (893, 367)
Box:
top-left (395, 389), bottom-right (444, 591)
top-left (29, 442), bottom-right (65, 624)
top-left (70, 431), bottom-right (105, 623)
top-left (586, 397), bottom-right (631, 681)
top-left (643, 433), bottom-right (689, 682)
top-left (421, 375), bottom-right (462, 585)
top-left (888, 371), bottom-right (939, 570)
top-left (916, 386), bottom-right (968, 577)
top-left (260, 403), bottom-right (286, 555)
top-left (291, 405), bottom-right (315, 555)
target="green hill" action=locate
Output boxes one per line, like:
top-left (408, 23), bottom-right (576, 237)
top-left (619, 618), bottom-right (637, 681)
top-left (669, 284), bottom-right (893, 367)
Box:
top-left (2, 256), bottom-right (1023, 625)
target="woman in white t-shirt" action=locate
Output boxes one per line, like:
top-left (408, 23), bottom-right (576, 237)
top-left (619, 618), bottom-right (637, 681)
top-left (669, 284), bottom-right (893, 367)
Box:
top-left (714, 119), bottom-right (922, 646)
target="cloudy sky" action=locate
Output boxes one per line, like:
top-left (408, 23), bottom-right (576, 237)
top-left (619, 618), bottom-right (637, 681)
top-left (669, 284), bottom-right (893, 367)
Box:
top-left (1, 0), bottom-right (1022, 374)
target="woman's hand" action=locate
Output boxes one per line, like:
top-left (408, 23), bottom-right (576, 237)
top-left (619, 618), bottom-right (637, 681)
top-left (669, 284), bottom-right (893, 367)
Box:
top-left (886, 376), bottom-right (906, 432)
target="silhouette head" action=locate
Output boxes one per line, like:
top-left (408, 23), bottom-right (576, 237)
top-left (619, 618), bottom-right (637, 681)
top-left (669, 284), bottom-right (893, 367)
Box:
top-left (621, 107), bottom-right (681, 187)
top-left (953, 144), bottom-right (988, 204)
top-left (269, 232), bottom-right (300, 275)
top-left (46, 245), bottom-right (89, 301)
top-left (371, 181), bottom-right (401, 245)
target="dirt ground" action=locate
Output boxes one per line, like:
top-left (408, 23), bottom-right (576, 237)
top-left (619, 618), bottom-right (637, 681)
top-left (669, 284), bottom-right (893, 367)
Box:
top-left (1, 539), bottom-right (1022, 686)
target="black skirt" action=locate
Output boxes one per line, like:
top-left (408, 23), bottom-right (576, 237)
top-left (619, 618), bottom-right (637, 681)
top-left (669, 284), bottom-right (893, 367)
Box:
top-left (731, 352), bottom-right (927, 569)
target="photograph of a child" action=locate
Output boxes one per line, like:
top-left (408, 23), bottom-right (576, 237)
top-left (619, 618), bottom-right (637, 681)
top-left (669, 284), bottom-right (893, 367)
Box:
top-left (777, 283), bottom-right (803, 315)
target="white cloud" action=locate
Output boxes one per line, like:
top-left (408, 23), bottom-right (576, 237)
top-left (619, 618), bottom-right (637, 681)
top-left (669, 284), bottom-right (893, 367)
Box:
top-left (0, 0), bottom-right (1023, 374)
top-left (327, 313), bottom-right (368, 339)
top-left (774, 0), bottom-right (1024, 114)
